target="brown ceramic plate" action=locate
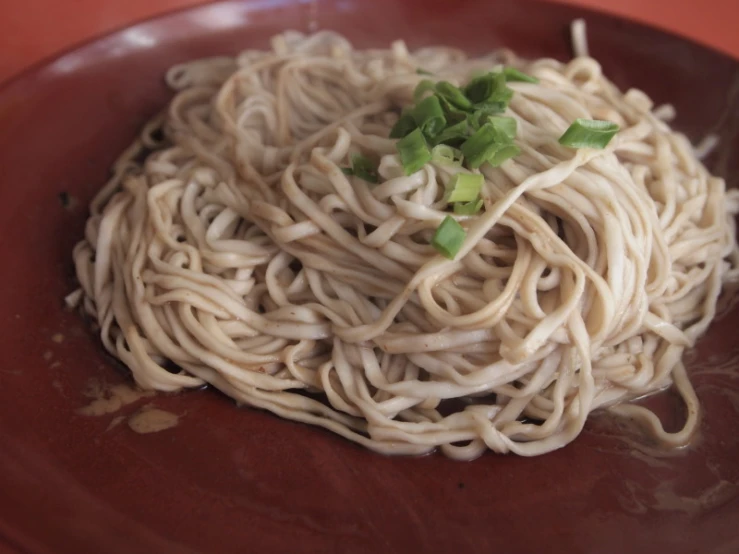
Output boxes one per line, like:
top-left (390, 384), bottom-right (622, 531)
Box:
top-left (1, 1), bottom-right (738, 552)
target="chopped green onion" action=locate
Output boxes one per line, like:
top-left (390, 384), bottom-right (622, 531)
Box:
top-left (435, 81), bottom-right (473, 111)
top-left (389, 112), bottom-right (417, 139)
top-left (437, 94), bottom-right (463, 112)
top-left (341, 167), bottom-right (353, 175)
top-left (414, 79), bottom-right (436, 102)
top-left (487, 72), bottom-right (514, 102)
top-left (350, 153), bottom-right (379, 183)
top-left (416, 68), bottom-right (433, 75)
top-left (464, 72), bottom-right (496, 104)
top-left (487, 116), bottom-right (517, 142)
top-left (397, 128), bottom-right (432, 175)
top-left (412, 95), bottom-right (447, 138)
top-left (431, 144), bottom-right (464, 166)
top-left (503, 67), bottom-right (539, 83)
top-left (467, 110), bottom-right (486, 131)
top-left (558, 119), bottom-right (620, 149)
top-left (460, 123), bottom-right (504, 169)
top-left (431, 216), bottom-right (466, 259)
top-left (465, 72), bottom-right (514, 116)
top-left (435, 94), bottom-right (466, 116)
top-left (446, 173), bottom-right (483, 203)
top-left (446, 110), bottom-right (468, 125)
top-left (453, 198), bottom-right (484, 215)
top-left (487, 144), bottom-right (521, 167)
top-left (468, 68), bottom-right (494, 81)
top-left (431, 117), bottom-right (470, 146)
top-left (474, 99), bottom-right (511, 116)
top-left (391, 69), bottom-right (524, 173)
top-left (465, 72), bottom-right (513, 109)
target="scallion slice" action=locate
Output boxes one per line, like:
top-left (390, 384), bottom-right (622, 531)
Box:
top-left (341, 167), bottom-right (353, 175)
top-left (350, 153), bottom-right (379, 183)
top-left (435, 94), bottom-right (466, 116)
top-left (389, 112), bottom-right (417, 139)
top-left (435, 81), bottom-right (473, 111)
top-left (558, 119), bottom-right (619, 149)
top-left (468, 68), bottom-right (494, 81)
top-left (416, 68), bottom-right (433, 76)
top-left (431, 215), bottom-right (466, 259)
top-left (446, 173), bottom-right (483, 203)
top-left (460, 123), bottom-right (503, 169)
top-left (414, 79), bottom-right (436, 102)
top-left (503, 67), bottom-right (539, 83)
top-left (473, 100), bottom-right (511, 116)
top-left (487, 116), bottom-right (517, 142)
top-left (412, 95), bottom-right (447, 138)
top-left (431, 117), bottom-right (470, 146)
top-left (397, 128), bottom-right (432, 175)
top-left (390, 68), bottom-right (524, 173)
top-left (453, 198), bottom-right (484, 215)
top-left (464, 72), bottom-right (496, 104)
top-left (487, 144), bottom-right (520, 167)
top-left (468, 110), bottom-right (486, 131)
top-left (487, 73), bottom-right (514, 106)
top-left (431, 144), bottom-right (464, 166)
top-left (465, 72), bottom-right (513, 109)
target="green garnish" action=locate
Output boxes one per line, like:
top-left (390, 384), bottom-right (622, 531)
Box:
top-left (389, 112), bottom-right (417, 139)
top-left (460, 123), bottom-right (507, 169)
top-left (397, 128), bottom-right (432, 175)
top-left (390, 69), bottom-right (523, 180)
top-left (464, 72), bottom-right (497, 104)
top-left (435, 81), bottom-right (473, 111)
top-left (349, 153), bottom-right (379, 183)
top-left (412, 95), bottom-right (447, 138)
top-left (487, 144), bottom-right (521, 167)
top-left (468, 68), bottom-right (493, 81)
top-left (503, 67), bottom-right (539, 83)
top-left (558, 119), bottom-right (619, 149)
top-left (431, 144), bottom-right (464, 166)
top-left (446, 173), bottom-right (483, 203)
top-left (414, 79), bottom-right (436, 102)
top-left (432, 117), bottom-right (471, 146)
top-left (473, 98), bottom-right (513, 116)
top-left (416, 68), bottom-right (433, 76)
top-left (453, 198), bottom-right (484, 215)
top-left (431, 216), bottom-right (466, 259)
top-left (467, 110), bottom-right (487, 131)
top-left (341, 167), bottom-right (353, 175)
top-left (486, 116), bottom-right (517, 142)
top-left (465, 72), bottom-right (513, 110)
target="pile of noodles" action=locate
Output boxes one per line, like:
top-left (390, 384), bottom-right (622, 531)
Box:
top-left (70, 24), bottom-right (739, 459)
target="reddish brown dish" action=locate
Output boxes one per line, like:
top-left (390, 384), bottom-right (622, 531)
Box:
top-left (0, 1), bottom-right (738, 552)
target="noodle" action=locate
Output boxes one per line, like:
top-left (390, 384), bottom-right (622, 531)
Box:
top-left (70, 27), bottom-right (739, 459)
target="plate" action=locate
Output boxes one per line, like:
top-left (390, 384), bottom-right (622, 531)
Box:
top-left (1, 1), bottom-right (738, 552)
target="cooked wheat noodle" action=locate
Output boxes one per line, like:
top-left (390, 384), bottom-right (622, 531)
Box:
top-left (70, 25), bottom-right (739, 459)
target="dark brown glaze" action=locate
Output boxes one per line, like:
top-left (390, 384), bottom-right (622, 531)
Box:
top-left (0, 1), bottom-right (738, 553)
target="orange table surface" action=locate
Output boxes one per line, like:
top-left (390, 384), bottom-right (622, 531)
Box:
top-left (1, 0), bottom-right (737, 85)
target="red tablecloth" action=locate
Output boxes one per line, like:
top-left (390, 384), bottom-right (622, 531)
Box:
top-left (1, 0), bottom-right (737, 84)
